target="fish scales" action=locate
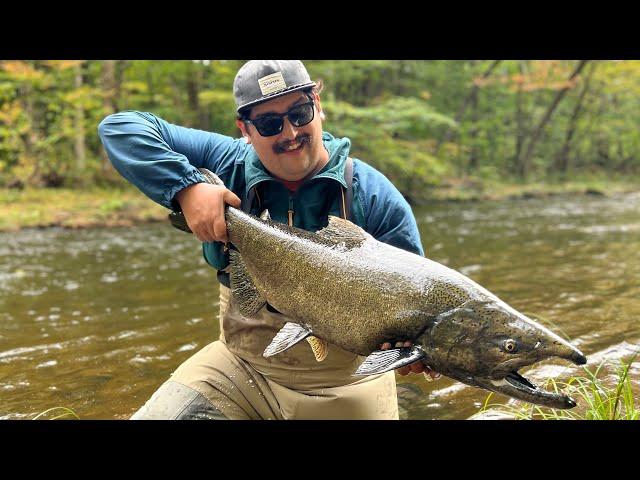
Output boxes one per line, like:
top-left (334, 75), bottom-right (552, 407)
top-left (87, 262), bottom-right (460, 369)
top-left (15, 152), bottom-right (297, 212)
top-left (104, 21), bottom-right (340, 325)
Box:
top-left (169, 168), bottom-right (588, 409)
top-left (226, 207), bottom-right (431, 355)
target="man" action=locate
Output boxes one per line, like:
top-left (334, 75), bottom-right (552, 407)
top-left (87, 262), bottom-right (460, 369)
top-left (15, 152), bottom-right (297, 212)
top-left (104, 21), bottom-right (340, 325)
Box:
top-left (99, 60), bottom-right (438, 420)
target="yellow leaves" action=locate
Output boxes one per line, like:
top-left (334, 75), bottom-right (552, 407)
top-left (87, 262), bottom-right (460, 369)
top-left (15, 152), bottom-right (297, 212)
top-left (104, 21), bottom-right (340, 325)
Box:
top-left (198, 90), bottom-right (233, 106)
top-left (471, 61), bottom-right (587, 93)
top-left (510, 74), bottom-right (526, 85)
top-left (0, 61), bottom-right (44, 82)
top-left (0, 101), bottom-right (23, 124)
top-left (122, 81), bottom-right (148, 94)
top-left (520, 79), bottom-right (578, 92)
top-left (595, 60), bottom-right (640, 96)
top-left (62, 86), bottom-right (96, 103)
top-left (42, 60), bottom-right (84, 71)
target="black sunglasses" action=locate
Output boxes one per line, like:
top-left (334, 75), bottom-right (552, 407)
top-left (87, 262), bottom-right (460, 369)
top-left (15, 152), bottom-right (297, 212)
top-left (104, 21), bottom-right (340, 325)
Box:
top-left (244, 100), bottom-right (315, 137)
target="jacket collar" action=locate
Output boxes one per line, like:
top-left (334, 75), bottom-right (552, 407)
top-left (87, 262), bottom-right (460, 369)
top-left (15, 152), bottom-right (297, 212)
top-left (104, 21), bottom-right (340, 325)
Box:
top-left (243, 132), bottom-right (351, 193)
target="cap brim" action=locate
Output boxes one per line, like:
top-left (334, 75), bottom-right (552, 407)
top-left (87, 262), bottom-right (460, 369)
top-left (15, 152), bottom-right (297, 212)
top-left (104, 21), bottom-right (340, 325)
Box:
top-left (237, 82), bottom-right (316, 113)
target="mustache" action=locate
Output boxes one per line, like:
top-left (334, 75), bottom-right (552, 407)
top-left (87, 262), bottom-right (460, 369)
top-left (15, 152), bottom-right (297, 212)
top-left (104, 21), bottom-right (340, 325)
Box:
top-left (273, 134), bottom-right (311, 154)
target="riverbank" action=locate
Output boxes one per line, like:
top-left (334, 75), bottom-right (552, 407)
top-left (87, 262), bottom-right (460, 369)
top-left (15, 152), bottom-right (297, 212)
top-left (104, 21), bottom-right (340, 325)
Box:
top-left (423, 176), bottom-right (639, 202)
top-left (2, 177), bottom-right (639, 231)
top-left (1, 187), bottom-right (167, 231)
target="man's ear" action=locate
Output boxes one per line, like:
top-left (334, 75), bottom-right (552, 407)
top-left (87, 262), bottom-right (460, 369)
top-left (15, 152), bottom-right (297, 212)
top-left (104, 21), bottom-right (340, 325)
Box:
top-left (236, 119), bottom-right (251, 144)
top-left (313, 92), bottom-right (326, 121)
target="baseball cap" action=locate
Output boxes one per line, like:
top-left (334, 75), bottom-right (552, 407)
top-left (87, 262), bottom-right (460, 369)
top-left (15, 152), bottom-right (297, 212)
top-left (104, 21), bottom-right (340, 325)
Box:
top-left (234, 60), bottom-right (316, 114)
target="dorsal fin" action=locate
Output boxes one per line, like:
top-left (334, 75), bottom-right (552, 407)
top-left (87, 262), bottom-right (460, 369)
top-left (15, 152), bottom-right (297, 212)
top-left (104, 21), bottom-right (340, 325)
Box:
top-left (259, 209), bottom-right (271, 221)
top-left (315, 215), bottom-right (369, 248)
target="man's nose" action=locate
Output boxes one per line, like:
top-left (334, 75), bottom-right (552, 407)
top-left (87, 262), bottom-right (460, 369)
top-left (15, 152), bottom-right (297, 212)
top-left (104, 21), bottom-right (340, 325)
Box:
top-left (280, 117), bottom-right (299, 140)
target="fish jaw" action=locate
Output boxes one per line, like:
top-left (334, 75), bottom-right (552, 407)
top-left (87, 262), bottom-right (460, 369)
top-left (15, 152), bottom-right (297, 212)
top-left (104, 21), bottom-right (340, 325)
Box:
top-left (474, 372), bottom-right (578, 409)
top-left (478, 338), bottom-right (587, 409)
top-left (422, 299), bottom-right (588, 409)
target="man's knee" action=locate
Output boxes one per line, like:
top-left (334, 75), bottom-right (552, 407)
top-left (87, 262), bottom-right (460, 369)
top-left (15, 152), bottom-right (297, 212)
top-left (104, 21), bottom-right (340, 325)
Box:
top-left (130, 381), bottom-right (227, 420)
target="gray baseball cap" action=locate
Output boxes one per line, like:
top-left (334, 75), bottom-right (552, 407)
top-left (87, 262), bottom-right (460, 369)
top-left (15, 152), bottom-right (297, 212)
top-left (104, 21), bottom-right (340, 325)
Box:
top-left (233, 60), bottom-right (316, 114)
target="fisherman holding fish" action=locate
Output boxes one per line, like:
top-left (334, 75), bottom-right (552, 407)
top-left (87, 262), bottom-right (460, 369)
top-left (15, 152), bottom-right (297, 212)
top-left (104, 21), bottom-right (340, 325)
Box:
top-left (98, 60), bottom-right (439, 419)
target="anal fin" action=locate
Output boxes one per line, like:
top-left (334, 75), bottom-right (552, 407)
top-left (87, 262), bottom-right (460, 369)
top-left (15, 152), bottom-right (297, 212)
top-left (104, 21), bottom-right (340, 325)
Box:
top-left (306, 336), bottom-right (329, 362)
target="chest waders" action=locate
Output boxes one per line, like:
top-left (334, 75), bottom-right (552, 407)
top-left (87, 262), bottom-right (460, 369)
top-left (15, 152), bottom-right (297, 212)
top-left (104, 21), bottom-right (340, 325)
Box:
top-left (133, 158), bottom-right (399, 419)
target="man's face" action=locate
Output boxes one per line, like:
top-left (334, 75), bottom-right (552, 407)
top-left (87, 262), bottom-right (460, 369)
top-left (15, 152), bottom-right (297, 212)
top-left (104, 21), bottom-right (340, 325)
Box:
top-left (236, 91), bottom-right (328, 182)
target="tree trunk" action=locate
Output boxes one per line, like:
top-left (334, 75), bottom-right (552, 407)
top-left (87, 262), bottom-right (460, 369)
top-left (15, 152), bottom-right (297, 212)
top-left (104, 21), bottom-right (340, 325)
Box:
top-left (468, 82), bottom-right (479, 171)
top-left (437, 60), bottom-right (501, 153)
top-left (186, 62), bottom-right (208, 129)
top-left (514, 61), bottom-right (526, 174)
top-left (21, 83), bottom-right (39, 182)
top-left (572, 79), bottom-right (606, 171)
top-left (74, 62), bottom-right (86, 176)
top-left (517, 60), bottom-right (589, 178)
top-left (552, 62), bottom-right (596, 176)
top-left (102, 60), bottom-right (118, 112)
top-left (100, 60), bottom-right (119, 176)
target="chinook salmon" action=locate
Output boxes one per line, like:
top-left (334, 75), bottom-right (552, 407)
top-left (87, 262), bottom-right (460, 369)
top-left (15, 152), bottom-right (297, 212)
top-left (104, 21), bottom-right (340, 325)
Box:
top-left (170, 169), bottom-right (587, 409)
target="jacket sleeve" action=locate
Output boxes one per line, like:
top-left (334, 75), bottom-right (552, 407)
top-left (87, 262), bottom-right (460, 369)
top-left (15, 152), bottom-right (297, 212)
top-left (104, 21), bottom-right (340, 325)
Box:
top-left (98, 111), bottom-right (246, 210)
top-left (354, 160), bottom-right (425, 257)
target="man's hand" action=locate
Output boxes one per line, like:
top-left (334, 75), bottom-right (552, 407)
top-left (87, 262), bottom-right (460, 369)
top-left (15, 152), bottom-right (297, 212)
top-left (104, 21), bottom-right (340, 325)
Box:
top-left (380, 341), bottom-right (441, 380)
top-left (175, 182), bottom-right (241, 243)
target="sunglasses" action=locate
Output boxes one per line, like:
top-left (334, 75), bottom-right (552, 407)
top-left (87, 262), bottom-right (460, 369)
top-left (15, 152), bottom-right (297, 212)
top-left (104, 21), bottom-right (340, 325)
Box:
top-left (244, 100), bottom-right (315, 137)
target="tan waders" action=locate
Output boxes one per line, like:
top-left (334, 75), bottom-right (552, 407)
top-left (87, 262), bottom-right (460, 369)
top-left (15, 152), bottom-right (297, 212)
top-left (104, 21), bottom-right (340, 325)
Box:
top-left (132, 285), bottom-right (399, 420)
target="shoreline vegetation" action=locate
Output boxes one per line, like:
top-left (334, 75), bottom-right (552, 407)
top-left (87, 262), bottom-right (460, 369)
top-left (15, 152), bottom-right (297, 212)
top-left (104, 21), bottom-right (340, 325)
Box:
top-left (3, 61), bottom-right (640, 233)
top-left (2, 176), bottom-right (639, 232)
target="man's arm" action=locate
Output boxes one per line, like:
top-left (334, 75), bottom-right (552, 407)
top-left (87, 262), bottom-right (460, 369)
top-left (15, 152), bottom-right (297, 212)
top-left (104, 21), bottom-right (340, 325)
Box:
top-left (353, 160), bottom-right (425, 257)
top-left (98, 111), bottom-right (244, 208)
top-left (98, 111), bottom-right (243, 241)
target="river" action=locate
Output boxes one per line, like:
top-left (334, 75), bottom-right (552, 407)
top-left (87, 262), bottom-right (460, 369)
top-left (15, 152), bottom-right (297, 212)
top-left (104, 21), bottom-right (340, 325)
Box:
top-left (1, 192), bottom-right (639, 419)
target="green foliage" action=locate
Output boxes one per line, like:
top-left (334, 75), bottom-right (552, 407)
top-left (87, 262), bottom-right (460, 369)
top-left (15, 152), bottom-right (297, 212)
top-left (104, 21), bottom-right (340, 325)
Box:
top-left (479, 354), bottom-right (640, 420)
top-left (1, 60), bottom-right (640, 193)
top-left (32, 406), bottom-right (80, 420)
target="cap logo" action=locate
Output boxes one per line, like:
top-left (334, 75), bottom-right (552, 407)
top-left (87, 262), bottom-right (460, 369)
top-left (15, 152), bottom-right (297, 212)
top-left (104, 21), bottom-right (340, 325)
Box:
top-left (258, 72), bottom-right (287, 96)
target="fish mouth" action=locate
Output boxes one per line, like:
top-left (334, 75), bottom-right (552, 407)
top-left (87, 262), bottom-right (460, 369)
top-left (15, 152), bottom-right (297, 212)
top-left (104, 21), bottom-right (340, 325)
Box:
top-left (481, 369), bottom-right (578, 409)
top-left (476, 342), bottom-right (587, 409)
top-left (505, 370), bottom-right (538, 391)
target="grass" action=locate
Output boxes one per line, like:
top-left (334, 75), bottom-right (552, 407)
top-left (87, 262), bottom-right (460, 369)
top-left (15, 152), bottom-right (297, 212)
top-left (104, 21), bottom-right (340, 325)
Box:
top-left (426, 174), bottom-right (640, 202)
top-left (3, 175), bottom-right (640, 231)
top-left (478, 353), bottom-right (639, 420)
top-left (0, 186), bottom-right (167, 231)
top-left (32, 407), bottom-right (80, 420)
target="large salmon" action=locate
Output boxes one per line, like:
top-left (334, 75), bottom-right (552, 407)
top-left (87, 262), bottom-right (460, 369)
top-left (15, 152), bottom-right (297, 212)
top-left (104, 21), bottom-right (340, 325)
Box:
top-left (170, 169), bottom-right (587, 409)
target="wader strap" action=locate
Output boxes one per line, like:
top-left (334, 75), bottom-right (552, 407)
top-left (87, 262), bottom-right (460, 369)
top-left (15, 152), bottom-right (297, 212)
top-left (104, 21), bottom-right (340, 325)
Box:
top-left (243, 185), bottom-right (261, 214)
top-left (340, 157), bottom-right (354, 221)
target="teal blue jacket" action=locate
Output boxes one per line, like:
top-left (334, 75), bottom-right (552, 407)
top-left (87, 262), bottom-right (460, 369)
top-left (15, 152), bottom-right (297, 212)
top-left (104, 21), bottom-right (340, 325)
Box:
top-left (98, 111), bottom-right (424, 274)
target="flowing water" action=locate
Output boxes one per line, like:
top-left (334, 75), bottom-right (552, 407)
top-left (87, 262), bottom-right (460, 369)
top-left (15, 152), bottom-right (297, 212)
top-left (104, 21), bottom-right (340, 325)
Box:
top-left (1, 192), bottom-right (639, 419)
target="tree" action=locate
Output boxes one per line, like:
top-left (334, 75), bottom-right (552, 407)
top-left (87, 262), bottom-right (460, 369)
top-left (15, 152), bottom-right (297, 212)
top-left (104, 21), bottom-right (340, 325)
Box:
top-left (516, 60), bottom-right (589, 178)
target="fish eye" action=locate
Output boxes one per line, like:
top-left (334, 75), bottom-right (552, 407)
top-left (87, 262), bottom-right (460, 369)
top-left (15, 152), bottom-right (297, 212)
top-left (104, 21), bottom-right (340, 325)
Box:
top-left (503, 339), bottom-right (518, 353)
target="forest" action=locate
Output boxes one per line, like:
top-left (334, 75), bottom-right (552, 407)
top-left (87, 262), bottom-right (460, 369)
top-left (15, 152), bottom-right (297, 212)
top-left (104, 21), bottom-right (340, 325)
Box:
top-left (1, 60), bottom-right (638, 204)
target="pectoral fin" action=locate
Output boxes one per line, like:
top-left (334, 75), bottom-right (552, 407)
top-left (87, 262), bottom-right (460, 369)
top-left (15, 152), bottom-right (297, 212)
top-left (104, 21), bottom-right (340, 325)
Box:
top-left (229, 250), bottom-right (266, 317)
top-left (263, 322), bottom-right (312, 358)
top-left (306, 336), bottom-right (329, 362)
top-left (353, 346), bottom-right (426, 376)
